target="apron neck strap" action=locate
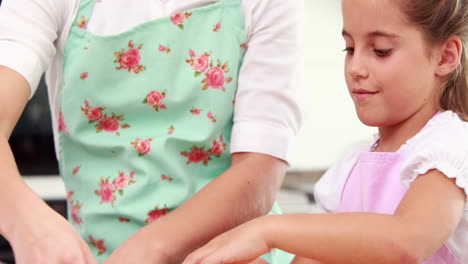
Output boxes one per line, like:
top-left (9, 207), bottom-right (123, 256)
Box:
top-left (72, 0), bottom-right (98, 30)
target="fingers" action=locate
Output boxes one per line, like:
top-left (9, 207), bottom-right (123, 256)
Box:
top-left (79, 239), bottom-right (98, 264)
top-left (184, 249), bottom-right (251, 264)
top-left (183, 247), bottom-right (217, 264)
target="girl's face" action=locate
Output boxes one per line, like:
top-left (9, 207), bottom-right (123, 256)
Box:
top-left (342, 0), bottom-right (440, 127)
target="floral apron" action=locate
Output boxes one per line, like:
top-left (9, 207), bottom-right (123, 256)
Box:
top-left (58, 0), bottom-right (292, 262)
top-left (340, 151), bottom-right (461, 263)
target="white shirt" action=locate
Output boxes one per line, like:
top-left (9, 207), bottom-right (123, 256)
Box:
top-left (314, 111), bottom-right (468, 262)
top-left (0, 0), bottom-right (303, 162)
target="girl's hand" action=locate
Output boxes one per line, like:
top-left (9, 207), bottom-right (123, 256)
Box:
top-left (182, 217), bottom-right (271, 264)
top-left (8, 205), bottom-right (97, 264)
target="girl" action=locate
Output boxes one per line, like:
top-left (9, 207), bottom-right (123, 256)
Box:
top-left (182, 0), bottom-right (468, 263)
top-left (0, 0), bottom-right (302, 263)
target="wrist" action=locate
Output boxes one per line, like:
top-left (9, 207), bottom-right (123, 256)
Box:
top-left (0, 182), bottom-right (49, 241)
top-left (254, 215), bottom-right (277, 251)
top-left (146, 225), bottom-right (183, 264)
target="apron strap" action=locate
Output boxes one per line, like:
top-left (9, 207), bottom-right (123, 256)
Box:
top-left (72, 0), bottom-right (98, 30)
top-left (223, 0), bottom-right (241, 8)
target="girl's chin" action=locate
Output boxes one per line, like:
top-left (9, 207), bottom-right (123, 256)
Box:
top-left (356, 112), bottom-right (388, 127)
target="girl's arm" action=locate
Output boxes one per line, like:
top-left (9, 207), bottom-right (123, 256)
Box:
top-left (103, 152), bottom-right (287, 264)
top-left (182, 169), bottom-right (466, 264)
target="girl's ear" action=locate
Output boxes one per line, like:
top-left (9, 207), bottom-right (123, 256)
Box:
top-left (436, 36), bottom-right (463, 77)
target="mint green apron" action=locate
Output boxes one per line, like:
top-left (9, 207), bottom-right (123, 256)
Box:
top-left (59, 0), bottom-right (293, 262)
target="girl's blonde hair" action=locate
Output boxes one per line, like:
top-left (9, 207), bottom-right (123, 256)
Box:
top-left (401, 0), bottom-right (468, 120)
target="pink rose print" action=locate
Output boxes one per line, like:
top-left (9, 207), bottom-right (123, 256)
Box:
top-left (71, 204), bottom-right (83, 225)
top-left (187, 51), bottom-right (232, 91)
top-left (67, 191), bottom-right (83, 225)
top-left (81, 101), bottom-right (104, 121)
top-left (100, 181), bottom-right (115, 204)
top-left (186, 50), bottom-right (211, 77)
top-left (158, 44), bottom-right (171, 54)
top-left (118, 217), bottom-right (130, 222)
top-left (192, 55), bottom-right (210, 73)
top-left (204, 67), bottom-right (225, 90)
top-left (80, 72), bottom-right (88, 80)
top-left (142, 91), bottom-right (167, 112)
top-left (88, 236), bottom-right (107, 256)
top-left (180, 146), bottom-right (211, 165)
top-left (72, 166), bottom-right (81, 175)
top-left (77, 16), bottom-right (87, 29)
top-left (112, 171), bottom-right (136, 193)
top-left (168, 125), bottom-right (175, 135)
top-left (171, 12), bottom-right (192, 30)
top-left (95, 113), bottom-right (130, 135)
top-left (88, 108), bottom-right (104, 121)
top-left (114, 41), bottom-right (146, 74)
top-left (67, 191), bottom-right (74, 202)
top-left (94, 178), bottom-right (115, 205)
top-left (207, 112), bottom-right (217, 123)
top-left (145, 205), bottom-right (172, 224)
top-left (130, 138), bottom-right (153, 156)
top-left (190, 107), bottom-right (201, 115)
top-left (81, 101), bottom-right (130, 135)
top-left (213, 22), bottom-right (222, 32)
top-left (180, 135), bottom-right (226, 165)
top-left (120, 49), bottom-right (141, 70)
top-left (209, 136), bottom-right (227, 156)
top-left (99, 117), bottom-right (120, 132)
top-left (161, 174), bottom-right (173, 182)
top-left (94, 172), bottom-right (136, 206)
top-left (113, 175), bottom-right (129, 191)
top-left (58, 112), bottom-right (68, 135)
top-left (240, 43), bottom-right (248, 50)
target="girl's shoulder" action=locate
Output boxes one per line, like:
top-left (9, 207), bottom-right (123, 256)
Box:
top-left (400, 110), bottom-right (468, 199)
top-left (402, 110), bottom-right (468, 153)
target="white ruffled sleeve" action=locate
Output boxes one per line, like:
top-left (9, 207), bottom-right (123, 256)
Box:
top-left (400, 111), bottom-right (468, 205)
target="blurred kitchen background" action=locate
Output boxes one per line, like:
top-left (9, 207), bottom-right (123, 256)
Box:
top-left (0, 0), bottom-right (377, 262)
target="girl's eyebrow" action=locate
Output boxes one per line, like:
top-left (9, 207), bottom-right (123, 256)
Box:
top-left (368, 31), bottom-right (400, 38)
top-left (342, 29), bottom-right (400, 39)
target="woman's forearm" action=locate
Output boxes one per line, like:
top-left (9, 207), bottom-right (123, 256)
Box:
top-left (0, 66), bottom-right (45, 240)
top-left (263, 213), bottom-right (420, 264)
top-left (144, 153), bottom-right (287, 263)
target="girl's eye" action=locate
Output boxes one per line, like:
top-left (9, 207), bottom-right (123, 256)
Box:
top-left (373, 49), bottom-right (392, 57)
top-left (342, 47), bottom-right (354, 55)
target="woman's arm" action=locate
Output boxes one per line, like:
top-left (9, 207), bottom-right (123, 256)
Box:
top-left (291, 256), bottom-right (322, 264)
top-left (182, 169), bottom-right (466, 264)
top-left (103, 152), bottom-right (287, 264)
top-left (0, 66), bottom-right (97, 264)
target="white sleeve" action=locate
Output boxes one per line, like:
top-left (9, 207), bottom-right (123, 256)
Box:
top-left (0, 0), bottom-right (68, 97)
top-left (313, 145), bottom-right (366, 213)
top-left (401, 112), bottom-right (468, 206)
top-left (230, 0), bottom-right (304, 163)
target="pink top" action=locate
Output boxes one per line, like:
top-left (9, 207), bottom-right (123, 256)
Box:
top-left (315, 111), bottom-right (468, 262)
top-left (339, 151), bottom-right (460, 263)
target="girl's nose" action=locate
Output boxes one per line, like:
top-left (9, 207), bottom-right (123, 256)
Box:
top-left (347, 54), bottom-right (369, 80)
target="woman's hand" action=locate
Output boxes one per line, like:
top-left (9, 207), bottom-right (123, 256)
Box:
top-left (182, 217), bottom-right (271, 264)
top-left (102, 224), bottom-right (171, 264)
top-left (8, 203), bottom-right (97, 264)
